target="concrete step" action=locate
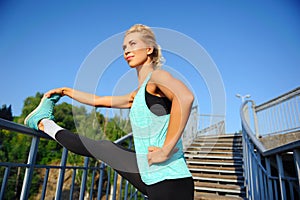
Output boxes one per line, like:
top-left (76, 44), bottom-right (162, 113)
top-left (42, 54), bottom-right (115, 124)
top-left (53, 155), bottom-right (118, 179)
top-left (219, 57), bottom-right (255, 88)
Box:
top-left (186, 159), bottom-right (243, 166)
top-left (192, 173), bottom-right (244, 183)
top-left (188, 165), bottom-right (243, 174)
top-left (186, 146), bottom-right (243, 151)
top-left (189, 134), bottom-right (245, 199)
top-left (196, 134), bottom-right (242, 139)
top-left (191, 142), bottom-right (243, 147)
top-left (185, 150), bottom-right (243, 156)
top-left (187, 146), bottom-right (243, 150)
top-left (194, 182), bottom-right (245, 194)
top-left (194, 192), bottom-right (244, 200)
top-left (185, 153), bottom-right (243, 160)
top-left (194, 138), bottom-right (242, 143)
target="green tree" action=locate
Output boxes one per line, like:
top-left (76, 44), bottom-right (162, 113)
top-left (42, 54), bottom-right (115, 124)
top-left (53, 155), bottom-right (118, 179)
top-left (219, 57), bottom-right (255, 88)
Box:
top-left (54, 102), bottom-right (77, 132)
top-left (0, 104), bottom-right (13, 121)
top-left (22, 92), bottom-right (44, 116)
top-left (16, 92), bottom-right (44, 124)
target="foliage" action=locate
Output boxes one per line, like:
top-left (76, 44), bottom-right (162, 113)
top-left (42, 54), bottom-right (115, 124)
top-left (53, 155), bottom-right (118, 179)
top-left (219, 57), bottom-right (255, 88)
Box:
top-left (0, 104), bottom-right (13, 121)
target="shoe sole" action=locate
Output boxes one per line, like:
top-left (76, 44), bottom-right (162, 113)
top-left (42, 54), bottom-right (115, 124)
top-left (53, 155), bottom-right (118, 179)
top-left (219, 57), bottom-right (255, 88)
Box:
top-left (24, 96), bottom-right (47, 126)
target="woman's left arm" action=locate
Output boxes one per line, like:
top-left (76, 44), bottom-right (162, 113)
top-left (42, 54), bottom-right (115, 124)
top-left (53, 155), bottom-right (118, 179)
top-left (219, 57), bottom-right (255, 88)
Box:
top-left (147, 70), bottom-right (194, 165)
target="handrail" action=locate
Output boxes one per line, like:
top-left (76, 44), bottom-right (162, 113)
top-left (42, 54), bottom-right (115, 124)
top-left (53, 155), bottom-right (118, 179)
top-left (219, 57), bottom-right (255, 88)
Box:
top-left (240, 100), bottom-right (267, 153)
top-left (114, 132), bottom-right (133, 144)
top-left (0, 118), bottom-right (51, 139)
top-left (253, 87), bottom-right (300, 137)
top-left (255, 87), bottom-right (300, 112)
top-left (241, 100), bottom-right (300, 155)
top-left (0, 118), bottom-right (133, 144)
top-left (240, 100), bottom-right (300, 200)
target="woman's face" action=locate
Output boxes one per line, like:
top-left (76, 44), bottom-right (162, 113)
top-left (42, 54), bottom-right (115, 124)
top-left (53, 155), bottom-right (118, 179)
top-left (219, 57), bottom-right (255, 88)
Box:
top-left (123, 32), bottom-right (153, 68)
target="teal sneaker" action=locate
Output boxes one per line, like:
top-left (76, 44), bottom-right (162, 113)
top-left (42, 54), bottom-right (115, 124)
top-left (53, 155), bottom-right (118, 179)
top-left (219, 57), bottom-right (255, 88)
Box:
top-left (24, 94), bottom-right (61, 130)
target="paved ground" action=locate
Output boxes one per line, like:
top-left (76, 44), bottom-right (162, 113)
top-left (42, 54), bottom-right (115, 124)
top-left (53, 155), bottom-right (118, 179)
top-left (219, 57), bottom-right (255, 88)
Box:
top-left (259, 131), bottom-right (300, 149)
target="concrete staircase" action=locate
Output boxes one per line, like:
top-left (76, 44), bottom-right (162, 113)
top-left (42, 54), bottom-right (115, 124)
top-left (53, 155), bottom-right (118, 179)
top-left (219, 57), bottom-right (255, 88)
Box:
top-left (184, 134), bottom-right (246, 200)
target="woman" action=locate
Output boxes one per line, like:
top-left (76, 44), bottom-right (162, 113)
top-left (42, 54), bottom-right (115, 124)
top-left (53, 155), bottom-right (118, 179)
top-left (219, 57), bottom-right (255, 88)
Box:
top-left (25, 24), bottom-right (194, 200)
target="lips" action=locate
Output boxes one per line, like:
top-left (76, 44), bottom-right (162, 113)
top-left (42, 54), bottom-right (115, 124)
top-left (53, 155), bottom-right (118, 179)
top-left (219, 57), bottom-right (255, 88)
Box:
top-left (126, 56), bottom-right (134, 61)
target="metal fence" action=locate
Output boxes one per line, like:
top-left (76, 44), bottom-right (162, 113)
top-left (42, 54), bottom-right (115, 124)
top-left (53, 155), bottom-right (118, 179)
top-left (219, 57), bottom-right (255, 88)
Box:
top-left (254, 87), bottom-right (300, 137)
top-left (0, 118), bottom-right (146, 200)
top-left (182, 106), bottom-right (225, 150)
top-left (240, 99), bottom-right (300, 200)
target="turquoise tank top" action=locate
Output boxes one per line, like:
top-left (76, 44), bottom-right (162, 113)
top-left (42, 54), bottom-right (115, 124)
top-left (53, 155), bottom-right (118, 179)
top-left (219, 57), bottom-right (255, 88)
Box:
top-left (129, 72), bottom-right (192, 185)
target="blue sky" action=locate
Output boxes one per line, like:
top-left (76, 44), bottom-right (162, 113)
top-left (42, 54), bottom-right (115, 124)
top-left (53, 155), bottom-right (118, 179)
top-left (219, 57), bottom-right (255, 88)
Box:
top-left (1, 0), bottom-right (299, 133)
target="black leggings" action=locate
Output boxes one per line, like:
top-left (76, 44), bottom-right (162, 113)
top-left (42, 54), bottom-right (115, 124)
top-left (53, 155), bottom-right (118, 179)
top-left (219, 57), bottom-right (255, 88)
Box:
top-left (55, 129), bottom-right (194, 199)
top-left (146, 177), bottom-right (194, 200)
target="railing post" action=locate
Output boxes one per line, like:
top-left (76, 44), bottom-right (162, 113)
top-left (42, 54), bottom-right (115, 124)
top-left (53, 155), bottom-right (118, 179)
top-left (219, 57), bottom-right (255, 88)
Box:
top-left (293, 149), bottom-right (300, 188)
top-left (242, 128), bottom-right (249, 199)
top-left (257, 153), bottom-right (265, 199)
top-left (20, 136), bottom-right (40, 200)
top-left (97, 163), bottom-right (106, 200)
top-left (247, 142), bottom-right (252, 200)
top-left (89, 168), bottom-right (96, 199)
top-left (265, 157), bottom-right (274, 200)
top-left (79, 157), bottom-right (89, 199)
top-left (276, 154), bottom-right (287, 200)
top-left (252, 144), bottom-right (260, 199)
top-left (0, 167), bottom-right (10, 199)
top-left (41, 168), bottom-right (50, 200)
top-left (69, 169), bottom-right (77, 200)
top-left (251, 102), bottom-right (260, 139)
top-left (112, 171), bottom-right (118, 199)
top-left (243, 103), bottom-right (250, 127)
top-left (55, 147), bottom-right (68, 200)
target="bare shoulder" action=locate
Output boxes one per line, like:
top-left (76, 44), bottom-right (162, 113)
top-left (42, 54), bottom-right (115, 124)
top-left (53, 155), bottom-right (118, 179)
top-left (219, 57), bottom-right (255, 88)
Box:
top-left (151, 69), bottom-right (174, 83)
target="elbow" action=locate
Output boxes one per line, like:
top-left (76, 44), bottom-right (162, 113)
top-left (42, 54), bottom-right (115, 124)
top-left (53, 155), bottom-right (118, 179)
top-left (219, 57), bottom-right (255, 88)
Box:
top-left (182, 92), bottom-right (194, 106)
top-left (187, 92), bottom-right (194, 105)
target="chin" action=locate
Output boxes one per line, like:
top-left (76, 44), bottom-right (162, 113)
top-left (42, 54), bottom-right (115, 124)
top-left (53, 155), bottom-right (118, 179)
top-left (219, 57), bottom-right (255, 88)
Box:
top-left (127, 61), bottom-right (138, 68)
top-left (128, 63), bottom-right (137, 68)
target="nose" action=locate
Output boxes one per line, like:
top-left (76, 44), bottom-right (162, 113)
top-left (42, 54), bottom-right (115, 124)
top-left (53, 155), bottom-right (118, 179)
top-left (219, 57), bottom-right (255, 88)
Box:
top-left (123, 49), bottom-right (131, 59)
top-left (124, 47), bottom-right (132, 56)
top-left (124, 46), bottom-right (131, 54)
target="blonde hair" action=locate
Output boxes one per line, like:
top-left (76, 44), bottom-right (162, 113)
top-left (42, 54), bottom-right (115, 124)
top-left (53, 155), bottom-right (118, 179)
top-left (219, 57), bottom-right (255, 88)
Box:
top-left (125, 24), bottom-right (165, 69)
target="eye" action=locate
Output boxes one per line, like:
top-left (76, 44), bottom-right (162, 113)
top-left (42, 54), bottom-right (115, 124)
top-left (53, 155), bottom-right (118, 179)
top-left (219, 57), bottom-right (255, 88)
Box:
top-left (129, 41), bottom-right (136, 46)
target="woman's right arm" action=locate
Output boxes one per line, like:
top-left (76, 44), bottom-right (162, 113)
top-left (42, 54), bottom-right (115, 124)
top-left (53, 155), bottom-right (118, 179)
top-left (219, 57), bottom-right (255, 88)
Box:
top-left (44, 87), bottom-right (135, 109)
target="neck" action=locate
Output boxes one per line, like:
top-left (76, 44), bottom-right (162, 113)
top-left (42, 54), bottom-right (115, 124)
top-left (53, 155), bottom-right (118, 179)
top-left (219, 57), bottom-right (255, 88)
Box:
top-left (136, 63), bottom-right (154, 86)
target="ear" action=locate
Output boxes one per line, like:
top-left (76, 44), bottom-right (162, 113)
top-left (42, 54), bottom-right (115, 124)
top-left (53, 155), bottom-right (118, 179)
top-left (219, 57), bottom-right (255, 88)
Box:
top-left (147, 47), bottom-right (154, 55)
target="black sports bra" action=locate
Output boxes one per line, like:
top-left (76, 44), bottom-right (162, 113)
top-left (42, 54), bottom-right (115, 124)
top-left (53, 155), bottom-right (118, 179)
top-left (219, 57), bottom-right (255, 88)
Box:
top-left (145, 90), bottom-right (172, 116)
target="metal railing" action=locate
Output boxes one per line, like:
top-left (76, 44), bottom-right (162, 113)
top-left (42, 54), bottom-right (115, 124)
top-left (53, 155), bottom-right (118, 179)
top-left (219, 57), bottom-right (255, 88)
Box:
top-left (254, 87), bottom-right (300, 137)
top-left (0, 118), bottom-right (146, 200)
top-left (240, 99), bottom-right (300, 200)
top-left (182, 106), bottom-right (225, 150)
